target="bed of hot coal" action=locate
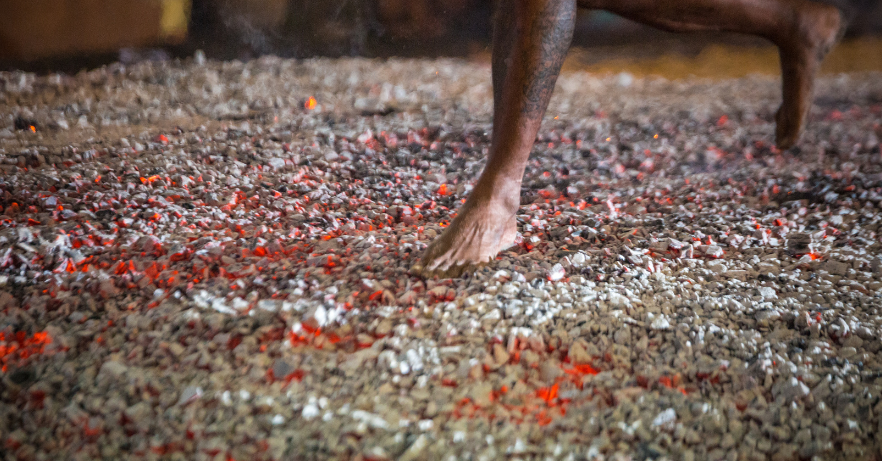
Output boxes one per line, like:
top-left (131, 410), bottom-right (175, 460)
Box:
top-left (1, 56), bottom-right (881, 460)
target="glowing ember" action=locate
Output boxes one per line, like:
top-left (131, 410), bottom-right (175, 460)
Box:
top-left (0, 331), bottom-right (52, 372)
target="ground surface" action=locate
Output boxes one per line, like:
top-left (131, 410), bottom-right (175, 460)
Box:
top-left (1, 54), bottom-right (882, 461)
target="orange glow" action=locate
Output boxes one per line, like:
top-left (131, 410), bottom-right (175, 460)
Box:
top-left (140, 175), bottom-right (161, 184)
top-left (29, 125), bottom-right (36, 133)
top-left (536, 383), bottom-right (559, 403)
top-left (305, 96), bottom-right (317, 110)
top-left (1, 330), bottom-right (52, 373)
top-left (562, 363), bottom-right (599, 376)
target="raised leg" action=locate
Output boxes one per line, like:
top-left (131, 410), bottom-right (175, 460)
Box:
top-left (579, 0), bottom-right (844, 148)
top-left (413, 0), bottom-right (577, 277)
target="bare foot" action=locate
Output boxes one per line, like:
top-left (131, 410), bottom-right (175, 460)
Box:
top-left (413, 197), bottom-right (518, 278)
top-left (775, 3), bottom-right (844, 149)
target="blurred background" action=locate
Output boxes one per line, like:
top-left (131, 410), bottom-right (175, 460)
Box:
top-left (1, 0), bottom-right (881, 75)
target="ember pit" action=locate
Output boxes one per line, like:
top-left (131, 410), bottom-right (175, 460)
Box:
top-left (1, 55), bottom-right (881, 460)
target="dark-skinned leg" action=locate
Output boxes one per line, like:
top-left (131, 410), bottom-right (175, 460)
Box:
top-left (492, 1), bottom-right (517, 125)
top-left (579, 0), bottom-right (844, 148)
top-left (413, 0), bottom-right (577, 276)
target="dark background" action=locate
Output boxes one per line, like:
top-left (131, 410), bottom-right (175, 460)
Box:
top-left (2, 0), bottom-right (881, 73)
top-left (189, 0), bottom-right (882, 58)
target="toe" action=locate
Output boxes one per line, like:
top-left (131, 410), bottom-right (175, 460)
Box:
top-left (776, 126), bottom-right (797, 150)
top-left (420, 241), bottom-right (449, 272)
top-left (777, 138), bottom-right (796, 150)
top-left (409, 262), bottom-right (425, 277)
top-left (444, 264), bottom-right (465, 279)
top-left (775, 106), bottom-right (804, 150)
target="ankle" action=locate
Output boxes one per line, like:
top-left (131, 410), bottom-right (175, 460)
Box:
top-left (468, 177), bottom-right (522, 211)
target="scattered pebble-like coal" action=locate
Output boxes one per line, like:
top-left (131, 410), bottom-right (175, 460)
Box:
top-left (1, 55), bottom-right (882, 460)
